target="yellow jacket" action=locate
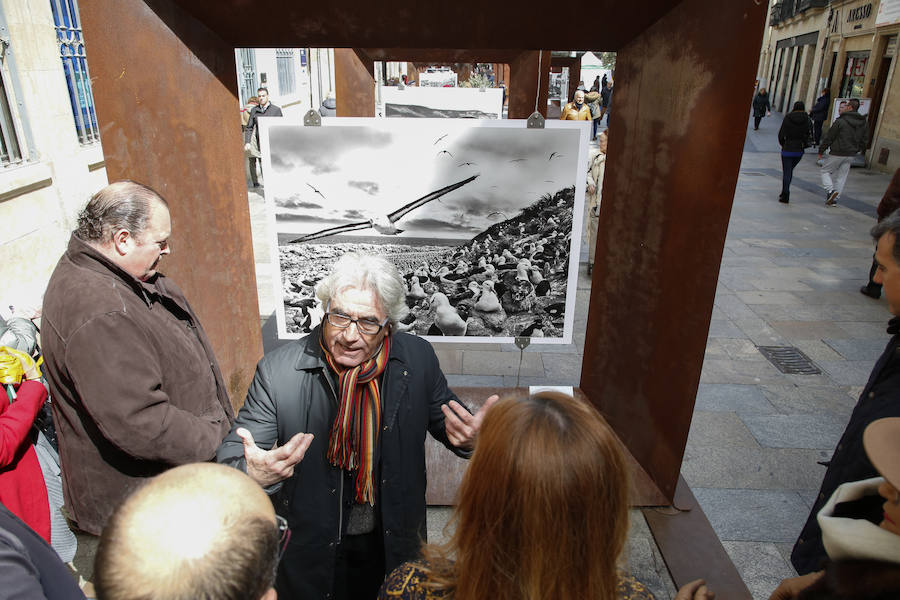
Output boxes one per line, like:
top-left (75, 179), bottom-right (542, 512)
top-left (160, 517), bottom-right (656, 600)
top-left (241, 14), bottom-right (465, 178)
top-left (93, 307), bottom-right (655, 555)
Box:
top-left (560, 102), bottom-right (591, 121)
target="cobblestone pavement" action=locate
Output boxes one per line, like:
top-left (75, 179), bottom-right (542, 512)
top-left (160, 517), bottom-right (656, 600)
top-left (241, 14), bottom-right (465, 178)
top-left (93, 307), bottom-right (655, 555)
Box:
top-left (247, 111), bottom-right (894, 599)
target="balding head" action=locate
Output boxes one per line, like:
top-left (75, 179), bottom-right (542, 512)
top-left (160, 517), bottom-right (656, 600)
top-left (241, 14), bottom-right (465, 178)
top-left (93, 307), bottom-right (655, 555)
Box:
top-left (95, 463), bottom-right (280, 600)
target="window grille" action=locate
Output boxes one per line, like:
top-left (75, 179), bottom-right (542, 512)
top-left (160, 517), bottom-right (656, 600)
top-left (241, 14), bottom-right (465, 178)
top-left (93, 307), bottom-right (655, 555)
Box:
top-left (0, 9), bottom-right (30, 168)
top-left (50, 0), bottom-right (99, 144)
top-left (276, 49), bottom-right (296, 95)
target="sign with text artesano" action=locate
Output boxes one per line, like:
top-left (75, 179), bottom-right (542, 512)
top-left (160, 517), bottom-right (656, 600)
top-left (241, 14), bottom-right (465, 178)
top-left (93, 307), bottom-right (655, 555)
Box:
top-left (877, 0), bottom-right (900, 25)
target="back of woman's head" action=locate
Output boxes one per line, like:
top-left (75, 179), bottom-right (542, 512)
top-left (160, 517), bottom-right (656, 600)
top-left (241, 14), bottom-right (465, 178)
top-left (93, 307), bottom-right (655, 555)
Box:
top-left (793, 101), bottom-right (806, 112)
top-left (441, 392), bottom-right (629, 600)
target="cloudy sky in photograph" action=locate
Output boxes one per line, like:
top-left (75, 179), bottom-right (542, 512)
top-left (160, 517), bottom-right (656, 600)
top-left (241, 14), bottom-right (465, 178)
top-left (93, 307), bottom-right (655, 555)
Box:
top-left (262, 119), bottom-right (587, 238)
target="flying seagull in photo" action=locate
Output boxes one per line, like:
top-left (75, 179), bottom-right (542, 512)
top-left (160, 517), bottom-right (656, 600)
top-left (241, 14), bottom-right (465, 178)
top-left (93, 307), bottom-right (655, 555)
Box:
top-left (433, 134), bottom-right (448, 145)
top-left (509, 158), bottom-right (527, 163)
top-left (289, 174), bottom-right (480, 243)
top-left (437, 150), bottom-right (454, 158)
top-left (548, 152), bottom-right (563, 161)
top-left (306, 183), bottom-right (327, 200)
top-left (458, 161), bottom-right (477, 167)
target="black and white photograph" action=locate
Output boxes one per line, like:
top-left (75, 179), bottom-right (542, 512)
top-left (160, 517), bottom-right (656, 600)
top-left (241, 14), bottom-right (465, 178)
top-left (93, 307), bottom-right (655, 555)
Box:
top-left (381, 86), bottom-right (504, 119)
top-left (259, 117), bottom-right (589, 343)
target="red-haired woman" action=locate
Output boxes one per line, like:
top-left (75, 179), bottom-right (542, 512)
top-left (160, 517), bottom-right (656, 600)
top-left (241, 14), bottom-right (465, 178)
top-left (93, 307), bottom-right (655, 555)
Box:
top-left (378, 392), bottom-right (712, 600)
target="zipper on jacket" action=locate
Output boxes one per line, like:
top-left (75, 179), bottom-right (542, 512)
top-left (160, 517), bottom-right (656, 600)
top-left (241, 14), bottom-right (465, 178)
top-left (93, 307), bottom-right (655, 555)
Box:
top-left (319, 368), bottom-right (344, 543)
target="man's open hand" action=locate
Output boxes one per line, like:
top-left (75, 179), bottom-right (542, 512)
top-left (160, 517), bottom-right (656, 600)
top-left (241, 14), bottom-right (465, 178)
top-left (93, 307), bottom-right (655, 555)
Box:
top-left (442, 395), bottom-right (499, 450)
top-left (237, 427), bottom-right (313, 487)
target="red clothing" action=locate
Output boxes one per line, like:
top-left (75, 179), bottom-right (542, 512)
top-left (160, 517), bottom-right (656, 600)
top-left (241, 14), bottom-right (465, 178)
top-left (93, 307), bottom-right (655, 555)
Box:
top-left (0, 380), bottom-right (50, 543)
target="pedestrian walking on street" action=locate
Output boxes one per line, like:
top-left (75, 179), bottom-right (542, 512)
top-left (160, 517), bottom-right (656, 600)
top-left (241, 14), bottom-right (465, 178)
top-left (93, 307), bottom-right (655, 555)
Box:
top-left (752, 88), bottom-right (770, 130)
top-left (560, 89), bottom-right (592, 121)
top-left (819, 98), bottom-right (868, 206)
top-left (777, 101), bottom-right (813, 204)
top-left (243, 87), bottom-right (283, 189)
top-left (809, 88), bottom-right (830, 145)
top-left (861, 167), bottom-right (900, 298)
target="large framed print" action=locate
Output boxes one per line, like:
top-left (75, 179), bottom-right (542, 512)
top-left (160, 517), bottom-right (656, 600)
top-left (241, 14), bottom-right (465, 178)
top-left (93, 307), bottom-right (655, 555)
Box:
top-left (259, 117), bottom-right (590, 344)
top-left (381, 86), bottom-right (503, 119)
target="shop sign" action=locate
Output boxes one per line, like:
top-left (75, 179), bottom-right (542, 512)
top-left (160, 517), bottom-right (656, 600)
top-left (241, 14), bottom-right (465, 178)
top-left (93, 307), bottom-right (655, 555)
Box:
top-left (846, 56), bottom-right (869, 76)
top-left (847, 3), bottom-right (874, 22)
top-left (876, 0), bottom-right (900, 25)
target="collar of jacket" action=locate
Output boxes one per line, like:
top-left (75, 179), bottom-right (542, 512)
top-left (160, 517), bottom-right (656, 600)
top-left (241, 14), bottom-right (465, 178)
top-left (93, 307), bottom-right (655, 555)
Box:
top-left (887, 317), bottom-right (900, 335)
top-left (819, 476), bottom-right (900, 565)
top-left (64, 234), bottom-right (170, 309)
top-left (293, 325), bottom-right (410, 373)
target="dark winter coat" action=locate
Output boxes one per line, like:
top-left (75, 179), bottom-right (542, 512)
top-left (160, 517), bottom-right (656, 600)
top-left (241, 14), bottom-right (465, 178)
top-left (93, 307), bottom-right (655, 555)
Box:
top-left (217, 328), bottom-right (469, 600)
top-left (41, 235), bottom-right (234, 535)
top-left (243, 102), bottom-right (283, 145)
top-left (877, 167), bottom-right (900, 222)
top-left (819, 110), bottom-right (868, 156)
top-left (791, 317), bottom-right (900, 574)
top-left (778, 110), bottom-right (813, 153)
top-left (810, 93), bottom-right (830, 123)
top-left (752, 92), bottom-right (771, 118)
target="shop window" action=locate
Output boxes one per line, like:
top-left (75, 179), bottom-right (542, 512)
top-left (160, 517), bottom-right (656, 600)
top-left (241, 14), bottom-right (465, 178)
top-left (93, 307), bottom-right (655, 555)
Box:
top-left (839, 51), bottom-right (869, 98)
top-left (50, 0), bottom-right (99, 145)
top-left (277, 49), bottom-right (296, 96)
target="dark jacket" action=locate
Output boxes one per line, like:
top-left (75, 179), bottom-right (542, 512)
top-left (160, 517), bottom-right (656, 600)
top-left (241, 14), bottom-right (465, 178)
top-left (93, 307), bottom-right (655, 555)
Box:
top-left (752, 92), bottom-right (771, 118)
top-left (819, 110), bottom-right (868, 156)
top-left (791, 317), bottom-right (900, 574)
top-left (217, 328), bottom-right (469, 600)
top-left (42, 235), bottom-right (234, 535)
top-left (810, 93), bottom-right (830, 122)
top-left (779, 110), bottom-right (813, 153)
top-left (243, 102), bottom-right (283, 145)
top-left (0, 505), bottom-right (84, 599)
top-left (877, 167), bottom-right (900, 222)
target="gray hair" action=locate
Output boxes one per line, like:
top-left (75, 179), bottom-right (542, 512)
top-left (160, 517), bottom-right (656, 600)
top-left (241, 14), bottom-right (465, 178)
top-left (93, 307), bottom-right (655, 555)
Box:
top-left (74, 181), bottom-right (168, 243)
top-left (872, 210), bottom-right (900, 266)
top-left (315, 253), bottom-right (408, 324)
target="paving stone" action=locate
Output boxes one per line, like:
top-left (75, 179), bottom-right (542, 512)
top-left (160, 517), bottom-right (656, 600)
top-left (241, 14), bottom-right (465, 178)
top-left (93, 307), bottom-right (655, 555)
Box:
top-left (822, 337), bottom-right (889, 361)
top-left (460, 350), bottom-right (544, 377)
top-left (687, 411), bottom-right (761, 449)
top-left (833, 320), bottom-right (893, 339)
top-left (426, 506), bottom-right (454, 544)
top-left (816, 359), bottom-right (876, 386)
top-left (721, 541), bottom-right (797, 600)
top-left (707, 319), bottom-right (746, 339)
top-left (691, 488), bottom-right (810, 543)
top-left (446, 374), bottom-right (505, 387)
top-left (623, 511), bottom-right (677, 600)
top-left (741, 414), bottom-right (847, 449)
top-left (540, 353), bottom-right (584, 383)
top-left (788, 339), bottom-right (844, 362)
top-left (734, 318), bottom-right (789, 346)
top-left (714, 338), bottom-right (764, 360)
top-left (758, 383), bottom-right (857, 418)
top-left (791, 290), bottom-right (882, 306)
top-left (748, 278), bottom-right (814, 292)
top-left (714, 294), bottom-right (760, 321)
top-left (693, 384), bottom-right (776, 414)
top-left (699, 358), bottom-right (787, 385)
top-left (768, 320), bottom-right (852, 341)
top-left (682, 445), bottom-right (831, 490)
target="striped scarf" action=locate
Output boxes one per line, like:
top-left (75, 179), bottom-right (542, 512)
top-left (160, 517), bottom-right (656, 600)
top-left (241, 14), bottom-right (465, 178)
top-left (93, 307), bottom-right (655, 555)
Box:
top-left (321, 334), bottom-right (391, 505)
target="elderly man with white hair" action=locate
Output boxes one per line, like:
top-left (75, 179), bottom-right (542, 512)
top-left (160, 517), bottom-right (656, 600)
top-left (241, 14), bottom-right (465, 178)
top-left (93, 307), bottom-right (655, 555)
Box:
top-left (218, 253), bottom-right (497, 600)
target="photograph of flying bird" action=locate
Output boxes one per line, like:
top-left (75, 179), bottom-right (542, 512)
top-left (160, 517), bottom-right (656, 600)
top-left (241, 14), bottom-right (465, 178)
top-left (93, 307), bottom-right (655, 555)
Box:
top-left (437, 150), bottom-right (454, 158)
top-left (433, 133), bottom-right (448, 145)
top-left (306, 183), bottom-right (326, 200)
top-left (289, 174), bottom-right (479, 243)
top-left (458, 161), bottom-right (477, 167)
top-left (509, 158), bottom-right (527, 163)
top-left (548, 152), bottom-right (563, 161)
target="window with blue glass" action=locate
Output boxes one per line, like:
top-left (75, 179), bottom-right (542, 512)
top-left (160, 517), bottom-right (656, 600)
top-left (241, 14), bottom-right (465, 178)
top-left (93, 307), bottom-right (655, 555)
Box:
top-left (50, 0), bottom-right (99, 144)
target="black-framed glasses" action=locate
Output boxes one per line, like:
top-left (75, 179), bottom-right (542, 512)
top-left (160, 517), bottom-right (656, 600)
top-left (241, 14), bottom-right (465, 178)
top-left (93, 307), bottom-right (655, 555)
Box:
top-left (324, 311), bottom-right (389, 336)
top-left (276, 515), bottom-right (291, 561)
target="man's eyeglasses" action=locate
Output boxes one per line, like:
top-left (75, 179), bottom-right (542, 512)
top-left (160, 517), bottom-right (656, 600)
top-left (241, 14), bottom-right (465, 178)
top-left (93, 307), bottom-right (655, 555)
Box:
top-left (276, 515), bottom-right (291, 561)
top-left (324, 311), bottom-right (389, 336)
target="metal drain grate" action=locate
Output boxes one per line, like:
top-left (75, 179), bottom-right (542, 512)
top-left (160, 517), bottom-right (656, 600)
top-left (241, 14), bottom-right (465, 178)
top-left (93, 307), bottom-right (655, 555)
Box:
top-left (758, 346), bottom-right (822, 375)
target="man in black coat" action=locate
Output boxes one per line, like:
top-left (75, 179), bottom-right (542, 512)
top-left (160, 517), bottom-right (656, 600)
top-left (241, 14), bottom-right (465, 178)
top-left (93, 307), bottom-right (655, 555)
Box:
top-left (809, 88), bottom-right (830, 145)
top-left (243, 87), bottom-right (283, 188)
top-left (791, 209), bottom-right (900, 574)
top-left (218, 253), bottom-right (497, 600)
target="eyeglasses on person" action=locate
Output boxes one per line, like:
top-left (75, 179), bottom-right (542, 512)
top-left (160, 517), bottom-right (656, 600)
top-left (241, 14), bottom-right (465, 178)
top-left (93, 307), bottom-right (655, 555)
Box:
top-left (324, 310), bottom-right (389, 336)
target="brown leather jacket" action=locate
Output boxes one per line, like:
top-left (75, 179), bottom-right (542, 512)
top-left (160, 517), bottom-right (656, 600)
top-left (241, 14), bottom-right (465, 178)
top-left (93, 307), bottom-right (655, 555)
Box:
top-left (42, 235), bottom-right (234, 534)
top-left (877, 167), bottom-right (900, 222)
top-left (560, 101), bottom-right (592, 121)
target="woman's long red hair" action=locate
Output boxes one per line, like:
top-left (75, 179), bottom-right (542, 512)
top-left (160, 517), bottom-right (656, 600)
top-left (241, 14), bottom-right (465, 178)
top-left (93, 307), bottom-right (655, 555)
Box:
top-left (423, 392), bottom-right (629, 600)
